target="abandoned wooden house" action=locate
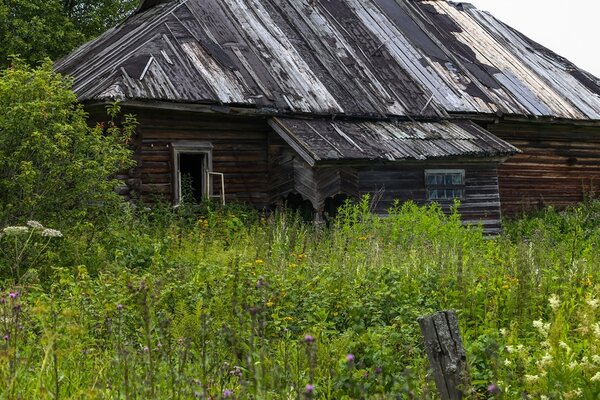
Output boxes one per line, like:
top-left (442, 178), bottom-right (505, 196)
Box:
top-left (55, 0), bottom-right (600, 233)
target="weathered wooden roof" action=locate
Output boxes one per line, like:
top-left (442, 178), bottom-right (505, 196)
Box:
top-left (270, 118), bottom-right (519, 164)
top-left (56, 0), bottom-right (600, 120)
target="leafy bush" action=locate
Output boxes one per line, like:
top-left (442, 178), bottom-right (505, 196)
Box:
top-left (0, 59), bottom-right (136, 226)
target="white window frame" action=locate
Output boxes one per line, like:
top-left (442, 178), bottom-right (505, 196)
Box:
top-left (171, 141), bottom-right (213, 205)
top-left (425, 169), bottom-right (465, 201)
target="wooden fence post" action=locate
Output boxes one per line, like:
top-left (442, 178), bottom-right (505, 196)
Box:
top-left (418, 310), bottom-right (470, 400)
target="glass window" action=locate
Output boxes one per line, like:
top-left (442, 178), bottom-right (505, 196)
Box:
top-left (425, 170), bottom-right (465, 201)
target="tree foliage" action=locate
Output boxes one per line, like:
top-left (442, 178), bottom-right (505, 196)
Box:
top-left (0, 0), bottom-right (138, 66)
top-left (0, 59), bottom-right (137, 226)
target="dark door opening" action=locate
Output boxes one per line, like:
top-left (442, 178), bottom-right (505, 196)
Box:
top-left (179, 153), bottom-right (205, 203)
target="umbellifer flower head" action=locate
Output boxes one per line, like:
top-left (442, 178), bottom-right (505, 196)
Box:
top-left (3, 226), bottom-right (28, 236)
top-left (41, 228), bottom-right (63, 238)
top-left (27, 221), bottom-right (44, 230)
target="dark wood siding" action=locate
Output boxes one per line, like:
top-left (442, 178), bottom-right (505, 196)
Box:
top-left (488, 122), bottom-right (600, 217)
top-left (91, 107), bottom-right (271, 208)
top-left (357, 163), bottom-right (502, 234)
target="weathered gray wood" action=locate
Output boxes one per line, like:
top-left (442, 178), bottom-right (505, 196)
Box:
top-left (418, 310), bottom-right (470, 400)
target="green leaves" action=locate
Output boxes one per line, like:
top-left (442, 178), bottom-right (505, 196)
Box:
top-left (0, 60), bottom-right (136, 226)
top-left (0, 0), bottom-right (137, 67)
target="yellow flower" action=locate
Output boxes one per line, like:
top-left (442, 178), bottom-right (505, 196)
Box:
top-left (266, 301), bottom-right (274, 307)
top-left (358, 236), bottom-right (368, 241)
top-left (283, 316), bottom-right (293, 321)
top-left (255, 259), bottom-right (264, 265)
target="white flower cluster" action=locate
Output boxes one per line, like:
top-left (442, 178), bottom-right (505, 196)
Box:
top-left (587, 297), bottom-right (599, 309)
top-left (533, 320), bottom-right (551, 337)
top-left (548, 294), bottom-right (560, 311)
top-left (41, 228), bottom-right (63, 238)
top-left (2, 226), bottom-right (29, 236)
top-left (27, 220), bottom-right (44, 229)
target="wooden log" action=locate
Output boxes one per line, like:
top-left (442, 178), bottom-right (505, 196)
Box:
top-left (418, 310), bottom-right (470, 400)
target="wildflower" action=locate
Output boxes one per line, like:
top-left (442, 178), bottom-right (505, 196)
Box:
top-left (3, 334), bottom-right (8, 341)
top-left (358, 236), bottom-right (368, 241)
top-left (536, 352), bottom-right (552, 368)
top-left (3, 226), bottom-right (28, 236)
top-left (559, 341), bottom-right (571, 353)
top-left (9, 292), bottom-right (18, 299)
top-left (568, 361), bottom-right (579, 370)
top-left (117, 304), bottom-right (123, 311)
top-left (503, 359), bottom-right (512, 367)
top-left (255, 259), bottom-right (264, 265)
top-left (533, 320), bottom-right (550, 336)
top-left (524, 375), bottom-right (539, 383)
top-left (540, 396), bottom-right (549, 400)
top-left (499, 328), bottom-right (507, 337)
top-left (593, 355), bottom-right (600, 364)
top-left (229, 366), bottom-right (243, 378)
top-left (587, 298), bottom-right (599, 309)
top-left (487, 383), bottom-right (501, 394)
top-left (283, 316), bottom-right (293, 321)
top-left (374, 366), bottom-right (382, 374)
top-left (41, 228), bottom-right (63, 238)
top-left (305, 384), bottom-right (314, 394)
top-left (346, 353), bottom-right (355, 363)
top-left (505, 345), bottom-right (514, 353)
top-left (156, 343), bottom-right (162, 350)
top-left (593, 323), bottom-right (600, 338)
top-left (143, 346), bottom-right (149, 353)
top-left (27, 220), bottom-right (44, 229)
top-left (564, 388), bottom-right (583, 399)
top-left (223, 389), bottom-right (233, 398)
top-left (549, 294), bottom-right (560, 311)
top-left (592, 372), bottom-right (600, 382)
top-left (304, 335), bottom-right (315, 344)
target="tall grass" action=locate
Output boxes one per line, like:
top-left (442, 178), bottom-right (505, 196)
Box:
top-left (0, 199), bottom-right (599, 398)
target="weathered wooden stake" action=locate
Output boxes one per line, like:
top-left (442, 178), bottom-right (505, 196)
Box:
top-left (418, 310), bottom-right (470, 400)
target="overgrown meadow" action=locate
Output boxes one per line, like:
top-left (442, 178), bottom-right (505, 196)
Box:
top-left (1, 198), bottom-right (600, 399)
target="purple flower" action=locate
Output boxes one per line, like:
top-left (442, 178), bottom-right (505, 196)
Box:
top-left (346, 353), bottom-right (355, 363)
top-left (304, 334), bottom-right (315, 344)
top-left (223, 389), bottom-right (233, 398)
top-left (374, 366), bottom-right (382, 374)
top-left (156, 343), bottom-right (162, 350)
top-left (305, 384), bottom-right (314, 394)
top-left (3, 334), bottom-right (9, 341)
top-left (143, 346), bottom-right (149, 353)
top-left (117, 304), bottom-right (123, 311)
top-left (9, 292), bottom-right (18, 299)
top-left (487, 383), bottom-right (501, 394)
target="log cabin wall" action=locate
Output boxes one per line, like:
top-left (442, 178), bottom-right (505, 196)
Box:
top-left (356, 162), bottom-right (502, 234)
top-left (89, 106), bottom-right (271, 207)
top-left (487, 121), bottom-right (600, 217)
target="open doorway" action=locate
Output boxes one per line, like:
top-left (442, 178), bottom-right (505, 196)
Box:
top-left (179, 153), bottom-right (205, 203)
top-left (172, 141), bottom-right (213, 205)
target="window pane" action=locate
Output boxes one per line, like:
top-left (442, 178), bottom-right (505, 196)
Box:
top-left (451, 174), bottom-right (463, 185)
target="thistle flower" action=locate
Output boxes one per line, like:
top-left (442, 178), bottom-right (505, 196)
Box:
top-left (346, 353), bottom-right (355, 363)
top-left (305, 384), bottom-right (314, 394)
top-left (304, 335), bottom-right (315, 344)
top-left (2, 334), bottom-right (8, 341)
top-left (223, 389), bottom-right (233, 398)
top-left (487, 384), bottom-right (501, 394)
top-left (9, 292), bottom-right (18, 299)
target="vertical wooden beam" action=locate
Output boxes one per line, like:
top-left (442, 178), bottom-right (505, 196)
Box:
top-left (418, 311), bottom-right (470, 400)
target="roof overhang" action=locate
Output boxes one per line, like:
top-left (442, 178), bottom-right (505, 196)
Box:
top-left (269, 117), bottom-right (520, 167)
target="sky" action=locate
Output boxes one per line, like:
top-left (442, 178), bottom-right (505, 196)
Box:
top-left (466, 0), bottom-right (600, 77)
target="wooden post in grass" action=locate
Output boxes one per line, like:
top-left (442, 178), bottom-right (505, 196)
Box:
top-left (418, 310), bottom-right (470, 400)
